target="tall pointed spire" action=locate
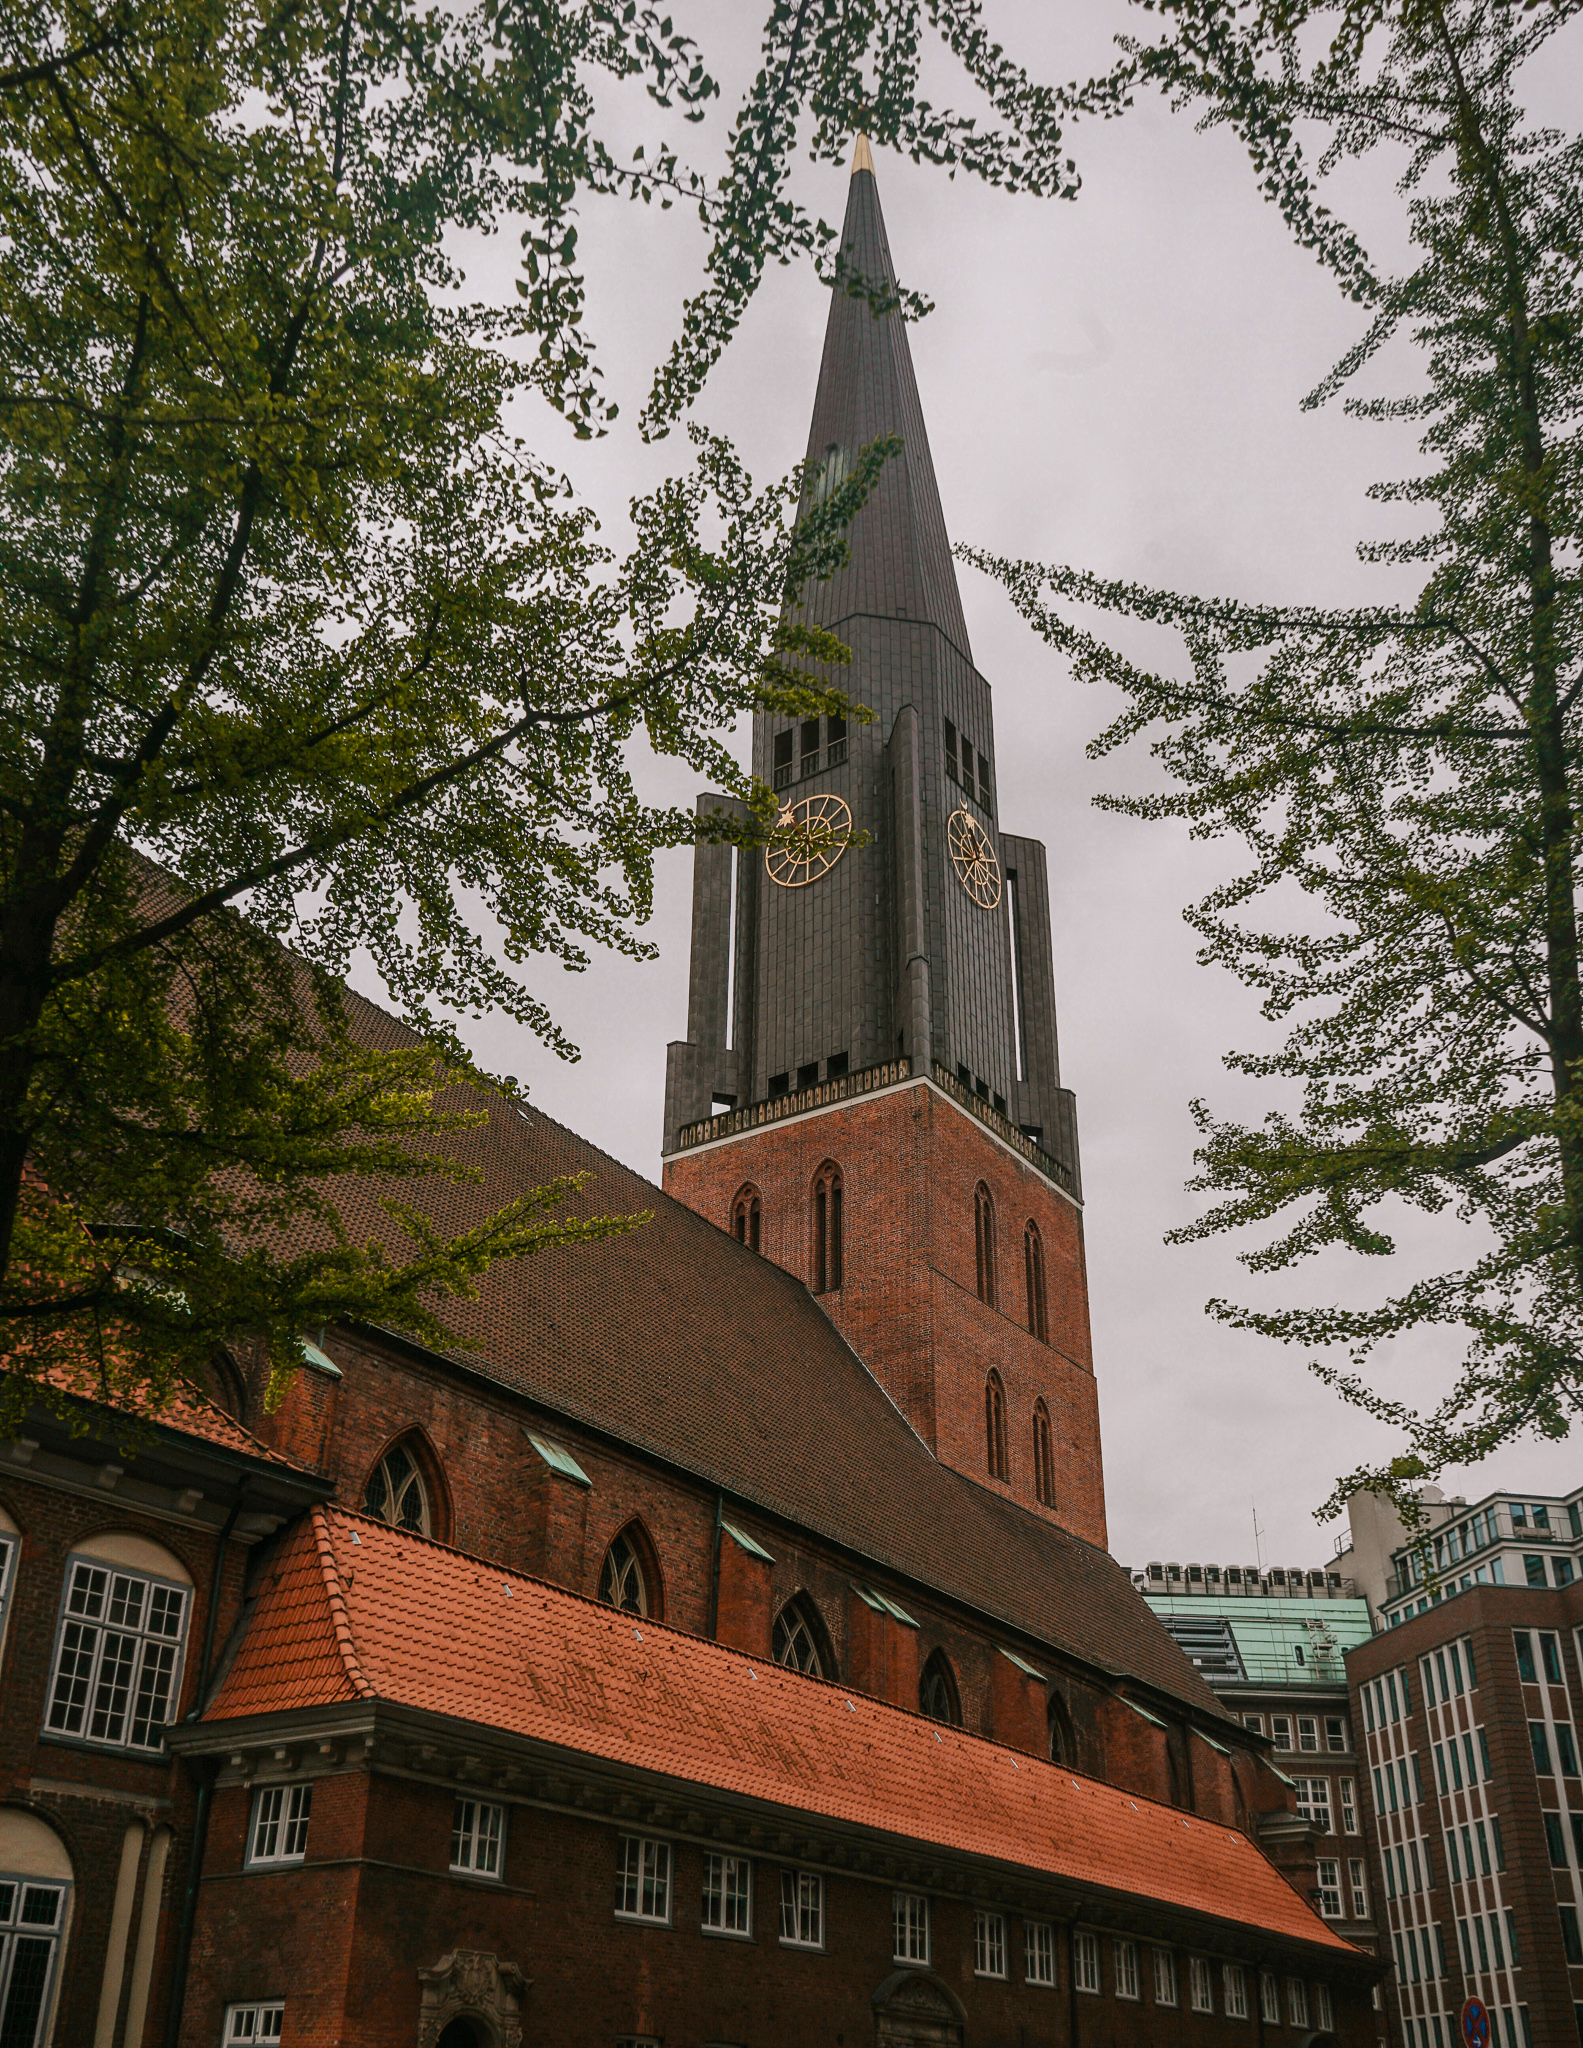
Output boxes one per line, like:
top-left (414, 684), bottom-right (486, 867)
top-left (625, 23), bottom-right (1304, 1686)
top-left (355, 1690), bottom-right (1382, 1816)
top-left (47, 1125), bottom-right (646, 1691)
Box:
top-left (797, 138), bottom-right (972, 657)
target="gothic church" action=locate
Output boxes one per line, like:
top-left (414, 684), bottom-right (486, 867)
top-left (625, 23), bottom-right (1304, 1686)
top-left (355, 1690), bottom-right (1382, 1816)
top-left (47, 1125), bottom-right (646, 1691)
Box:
top-left (0, 144), bottom-right (1380, 2048)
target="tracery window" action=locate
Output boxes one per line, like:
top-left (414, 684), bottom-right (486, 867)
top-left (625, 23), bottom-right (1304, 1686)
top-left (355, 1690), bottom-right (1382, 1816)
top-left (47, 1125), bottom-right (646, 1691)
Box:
top-left (812, 1162), bottom-right (843, 1293)
top-left (919, 1649), bottom-right (961, 1726)
top-left (1023, 1220), bottom-right (1048, 1342)
top-left (974, 1183), bottom-right (996, 1305)
top-left (599, 1525), bottom-right (656, 1617)
top-left (985, 1371), bottom-right (1009, 1481)
top-left (773, 1597), bottom-right (829, 1678)
top-left (732, 1186), bottom-right (762, 1253)
top-left (362, 1442), bottom-right (430, 1534)
top-left (1032, 1399), bottom-right (1056, 1507)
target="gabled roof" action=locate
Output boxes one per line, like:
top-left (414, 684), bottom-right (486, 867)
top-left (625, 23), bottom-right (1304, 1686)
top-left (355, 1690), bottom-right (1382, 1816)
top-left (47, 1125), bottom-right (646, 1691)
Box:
top-left (316, 991), bottom-right (1225, 1720)
top-left (208, 1507), bottom-right (1353, 1958)
top-left (792, 143), bottom-right (973, 657)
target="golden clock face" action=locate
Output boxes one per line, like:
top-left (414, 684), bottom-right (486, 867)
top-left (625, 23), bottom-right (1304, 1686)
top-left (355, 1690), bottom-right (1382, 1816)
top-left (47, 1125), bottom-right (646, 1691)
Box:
top-left (766, 792), bottom-right (853, 888)
top-left (947, 805), bottom-right (1001, 908)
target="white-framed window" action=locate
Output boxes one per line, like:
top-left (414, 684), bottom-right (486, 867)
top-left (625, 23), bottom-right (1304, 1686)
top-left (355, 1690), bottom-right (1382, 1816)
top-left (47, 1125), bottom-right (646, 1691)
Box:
top-left (1296, 1778), bottom-right (1332, 1831)
top-left (779, 1869), bottom-right (822, 1949)
top-left (1224, 1962), bottom-right (1249, 2019)
top-left (1190, 1956), bottom-right (1214, 2013)
top-left (1325, 1715), bottom-right (1351, 1753)
top-left (1025, 1920), bottom-right (1056, 1987)
top-left (1260, 1968), bottom-right (1280, 2024)
top-left (1154, 1948), bottom-right (1178, 2006)
top-left (1349, 1857), bottom-right (1370, 1918)
top-left (1317, 1858), bottom-right (1343, 1917)
top-left (1270, 1715), bottom-right (1293, 1751)
top-left (1298, 1715), bottom-right (1320, 1752)
top-left (1242, 1713), bottom-right (1265, 1735)
top-left (0, 1875), bottom-right (69, 2048)
top-left (1074, 1929), bottom-right (1100, 1993)
top-left (0, 1524), bottom-right (17, 1669)
top-left (1317, 1984), bottom-right (1335, 2031)
top-left (45, 1555), bottom-right (189, 1752)
top-left (1340, 1776), bottom-right (1359, 1833)
top-left (702, 1854), bottom-right (751, 1937)
top-left (450, 1799), bottom-right (503, 1878)
top-left (223, 2003), bottom-right (284, 2043)
top-left (615, 1835), bottom-right (670, 1924)
top-left (893, 1891), bottom-right (930, 1965)
top-left (1115, 1938), bottom-right (1140, 2000)
top-left (974, 1909), bottom-right (1006, 1978)
top-left (248, 1785), bottom-right (311, 1867)
top-left (1288, 1978), bottom-right (1310, 2028)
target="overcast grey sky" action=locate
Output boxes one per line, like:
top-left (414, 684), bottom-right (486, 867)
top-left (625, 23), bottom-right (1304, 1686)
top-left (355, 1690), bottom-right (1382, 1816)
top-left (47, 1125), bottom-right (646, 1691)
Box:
top-left (396, 4), bottom-right (1583, 1572)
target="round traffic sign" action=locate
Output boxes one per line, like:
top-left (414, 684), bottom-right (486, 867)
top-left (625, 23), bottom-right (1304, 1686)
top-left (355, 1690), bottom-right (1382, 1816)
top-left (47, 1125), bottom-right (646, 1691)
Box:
top-left (1461, 1998), bottom-right (1491, 2048)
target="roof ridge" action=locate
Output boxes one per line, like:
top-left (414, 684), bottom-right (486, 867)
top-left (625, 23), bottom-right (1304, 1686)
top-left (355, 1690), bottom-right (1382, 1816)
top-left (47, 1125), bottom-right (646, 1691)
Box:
top-left (311, 1506), bottom-right (379, 1699)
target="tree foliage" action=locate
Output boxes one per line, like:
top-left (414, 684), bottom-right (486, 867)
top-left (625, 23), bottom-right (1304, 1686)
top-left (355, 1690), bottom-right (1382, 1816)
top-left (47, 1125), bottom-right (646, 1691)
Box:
top-left (968, 0), bottom-right (1583, 1505)
top-left (0, 0), bottom-right (1081, 1425)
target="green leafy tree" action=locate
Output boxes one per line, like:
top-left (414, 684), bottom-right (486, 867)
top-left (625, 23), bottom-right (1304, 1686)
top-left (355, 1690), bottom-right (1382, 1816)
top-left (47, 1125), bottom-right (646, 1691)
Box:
top-left (968, 0), bottom-right (1583, 1507)
top-left (0, 0), bottom-right (1080, 1426)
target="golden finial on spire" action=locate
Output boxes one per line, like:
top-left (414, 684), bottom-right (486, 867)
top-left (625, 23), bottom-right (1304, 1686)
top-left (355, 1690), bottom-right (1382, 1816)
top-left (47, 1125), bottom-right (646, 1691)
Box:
top-left (850, 133), bottom-right (875, 177)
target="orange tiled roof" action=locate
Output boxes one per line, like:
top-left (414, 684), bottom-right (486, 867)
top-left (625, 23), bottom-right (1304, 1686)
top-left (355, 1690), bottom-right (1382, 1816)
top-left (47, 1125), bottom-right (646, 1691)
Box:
top-left (209, 1507), bottom-right (1353, 1954)
top-left (14, 1357), bottom-right (317, 1476)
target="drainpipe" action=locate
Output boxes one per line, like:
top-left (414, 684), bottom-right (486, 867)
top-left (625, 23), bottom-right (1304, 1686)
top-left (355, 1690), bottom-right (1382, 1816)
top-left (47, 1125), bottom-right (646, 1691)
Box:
top-left (160, 1482), bottom-right (247, 2048)
top-left (1067, 1916), bottom-right (1080, 2048)
top-left (706, 1491), bottom-right (724, 1639)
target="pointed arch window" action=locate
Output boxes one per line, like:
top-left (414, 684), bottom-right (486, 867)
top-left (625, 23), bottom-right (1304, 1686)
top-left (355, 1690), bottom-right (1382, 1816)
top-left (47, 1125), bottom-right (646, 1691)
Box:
top-left (1048, 1693), bottom-right (1074, 1765)
top-left (363, 1443), bottom-right (430, 1534)
top-left (985, 1370), bottom-right (1009, 1481)
top-left (919, 1649), bottom-right (961, 1727)
top-left (773, 1596), bottom-right (831, 1678)
top-left (974, 1183), bottom-right (996, 1305)
top-left (812, 1163), bottom-right (843, 1293)
top-left (732, 1185), bottom-right (762, 1254)
top-left (599, 1523), bottom-right (661, 1620)
top-left (1032, 1399), bottom-right (1056, 1508)
top-left (1023, 1220), bottom-right (1048, 1343)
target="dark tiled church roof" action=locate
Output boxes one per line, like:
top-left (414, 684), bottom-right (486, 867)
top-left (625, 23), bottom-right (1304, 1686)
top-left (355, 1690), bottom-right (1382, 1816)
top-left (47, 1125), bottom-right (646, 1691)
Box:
top-left (329, 994), bottom-right (1224, 1723)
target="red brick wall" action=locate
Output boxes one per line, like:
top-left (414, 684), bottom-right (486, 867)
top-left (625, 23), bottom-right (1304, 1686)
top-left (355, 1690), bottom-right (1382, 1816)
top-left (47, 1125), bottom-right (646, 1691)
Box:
top-left (662, 1079), bottom-right (1106, 1547)
top-left (179, 1769), bottom-right (1380, 2048)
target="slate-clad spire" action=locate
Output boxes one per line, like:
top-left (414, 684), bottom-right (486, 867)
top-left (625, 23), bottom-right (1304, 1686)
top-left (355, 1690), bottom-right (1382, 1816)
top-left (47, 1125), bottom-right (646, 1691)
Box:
top-left (797, 140), bottom-right (972, 658)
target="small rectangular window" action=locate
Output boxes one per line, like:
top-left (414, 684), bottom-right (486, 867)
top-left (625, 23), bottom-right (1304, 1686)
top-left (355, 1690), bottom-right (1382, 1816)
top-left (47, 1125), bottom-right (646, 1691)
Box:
top-left (1543, 1633), bottom-right (1565, 1683)
top-left (1527, 1555), bottom-right (1548, 1587)
top-left (1259, 1970), bottom-right (1279, 2025)
top-left (1563, 1906), bottom-right (1583, 1966)
top-left (1224, 1963), bottom-right (1249, 2020)
top-left (615, 1835), bottom-right (670, 1924)
top-left (1153, 1948), bottom-right (1178, 2007)
top-left (1317, 1984), bottom-right (1334, 2032)
top-left (973, 1909), bottom-right (1007, 1979)
top-left (249, 1784), bottom-right (311, 1867)
top-left (799, 719), bottom-right (821, 775)
top-left (1532, 1722), bottom-right (1555, 1775)
top-left (1114, 1938), bottom-right (1139, 2000)
top-left (1325, 1716), bottom-right (1349, 1752)
top-left (1560, 1725), bottom-right (1580, 1776)
top-left (779, 1868), bottom-right (822, 1948)
top-left (1516, 1631), bottom-right (1538, 1682)
top-left (977, 750), bottom-right (992, 809)
top-left (1316, 1859), bottom-right (1341, 1917)
top-left (943, 720), bottom-right (960, 783)
top-left (1295, 1778), bottom-right (1332, 1831)
top-left (1298, 1716), bottom-right (1319, 1752)
top-left (1339, 1777), bottom-right (1358, 1833)
top-left (702, 1853), bottom-right (751, 1937)
top-left (1025, 1920), bottom-right (1056, 1987)
top-left (450, 1799), bottom-right (504, 1878)
top-left (826, 714), bottom-right (847, 766)
top-left (772, 729), bottom-right (793, 790)
top-left (1073, 1929), bottom-right (1100, 1994)
top-left (1349, 1857), bottom-right (1369, 1918)
top-left (224, 2005), bottom-right (285, 2044)
top-left (1271, 1715), bottom-right (1292, 1751)
top-left (1189, 1956), bottom-right (1214, 2013)
top-left (1546, 1811), bottom-right (1568, 1866)
top-left (1288, 1978), bottom-right (1309, 2028)
top-left (1243, 1714), bottom-right (1265, 1735)
top-left (893, 1891), bottom-right (930, 1965)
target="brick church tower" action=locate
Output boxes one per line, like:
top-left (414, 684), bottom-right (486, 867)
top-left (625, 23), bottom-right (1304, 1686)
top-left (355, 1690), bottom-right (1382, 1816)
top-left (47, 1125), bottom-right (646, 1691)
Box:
top-left (663, 140), bottom-right (1104, 1548)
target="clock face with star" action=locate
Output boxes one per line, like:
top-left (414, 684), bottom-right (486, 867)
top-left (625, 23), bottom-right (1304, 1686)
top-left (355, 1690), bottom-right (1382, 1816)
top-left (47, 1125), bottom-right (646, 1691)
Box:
top-left (947, 805), bottom-right (1002, 908)
top-left (765, 793), bottom-right (853, 888)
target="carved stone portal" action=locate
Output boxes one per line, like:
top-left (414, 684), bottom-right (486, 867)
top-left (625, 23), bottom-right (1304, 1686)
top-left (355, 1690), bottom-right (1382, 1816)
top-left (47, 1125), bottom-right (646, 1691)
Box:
top-left (871, 1967), bottom-right (966, 2048)
top-left (416, 1949), bottom-right (529, 2048)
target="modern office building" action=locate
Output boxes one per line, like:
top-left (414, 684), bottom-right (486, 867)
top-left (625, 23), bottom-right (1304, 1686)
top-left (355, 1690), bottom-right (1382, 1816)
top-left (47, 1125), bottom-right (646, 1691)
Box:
top-left (1374, 1486), bottom-right (1583, 1632)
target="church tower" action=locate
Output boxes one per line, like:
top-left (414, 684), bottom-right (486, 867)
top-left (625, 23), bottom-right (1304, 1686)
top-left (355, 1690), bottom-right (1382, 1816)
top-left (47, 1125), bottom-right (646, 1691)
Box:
top-left (663, 141), bottom-right (1105, 1547)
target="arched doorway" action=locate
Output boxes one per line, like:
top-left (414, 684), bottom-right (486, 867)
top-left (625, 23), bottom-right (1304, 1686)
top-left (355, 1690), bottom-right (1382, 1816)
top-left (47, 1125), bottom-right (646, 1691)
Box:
top-left (436, 2020), bottom-right (488, 2048)
top-left (871, 1967), bottom-right (965, 2047)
